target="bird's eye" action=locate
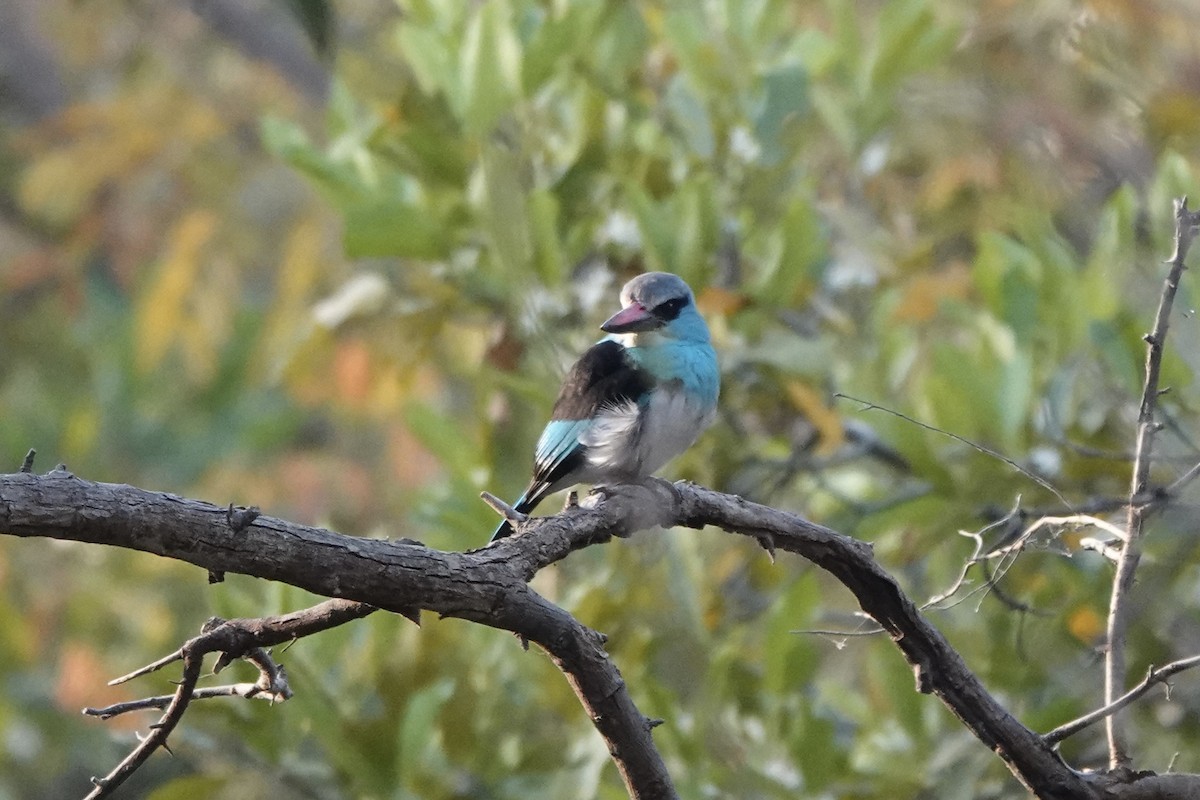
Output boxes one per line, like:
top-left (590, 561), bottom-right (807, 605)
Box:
top-left (653, 297), bottom-right (688, 320)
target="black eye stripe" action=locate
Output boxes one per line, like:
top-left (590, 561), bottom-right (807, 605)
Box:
top-left (653, 296), bottom-right (688, 320)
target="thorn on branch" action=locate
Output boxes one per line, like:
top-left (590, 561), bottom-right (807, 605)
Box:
top-left (78, 598), bottom-right (376, 797)
top-left (755, 533), bottom-right (777, 563)
top-left (19, 448), bottom-right (35, 473)
top-left (214, 651), bottom-right (235, 674)
top-left (226, 503), bottom-right (261, 533)
top-left (647, 717), bottom-right (664, 729)
top-left (563, 490), bottom-right (579, 510)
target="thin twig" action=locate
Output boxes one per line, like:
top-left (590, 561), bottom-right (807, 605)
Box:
top-left (1045, 654), bottom-right (1200, 746)
top-left (834, 393), bottom-right (1074, 509)
top-left (793, 502), bottom-right (1021, 637)
top-left (84, 645), bottom-right (203, 800)
top-left (1164, 459), bottom-right (1200, 496)
top-left (108, 649), bottom-right (184, 686)
top-left (84, 681), bottom-right (291, 720)
top-left (1105, 196), bottom-right (1200, 768)
top-left (81, 599), bottom-right (373, 798)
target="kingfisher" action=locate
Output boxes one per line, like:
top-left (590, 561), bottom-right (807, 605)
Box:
top-left (491, 272), bottom-right (719, 540)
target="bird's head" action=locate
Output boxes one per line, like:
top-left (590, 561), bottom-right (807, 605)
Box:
top-left (600, 272), bottom-right (708, 343)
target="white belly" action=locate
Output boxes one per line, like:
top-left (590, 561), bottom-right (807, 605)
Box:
top-left (579, 385), bottom-right (713, 480)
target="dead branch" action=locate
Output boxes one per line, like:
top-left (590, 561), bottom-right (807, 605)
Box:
top-left (1105, 196), bottom-right (1200, 767)
top-left (1045, 653), bottom-right (1200, 747)
top-left (79, 600), bottom-right (372, 797)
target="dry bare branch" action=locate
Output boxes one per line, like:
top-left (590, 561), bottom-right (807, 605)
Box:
top-left (1105, 196), bottom-right (1200, 767)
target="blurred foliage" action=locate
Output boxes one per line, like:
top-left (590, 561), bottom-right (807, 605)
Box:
top-left (3, 0), bottom-right (1200, 798)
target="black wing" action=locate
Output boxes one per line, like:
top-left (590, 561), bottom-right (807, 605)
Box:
top-left (491, 340), bottom-right (652, 542)
top-left (549, 339), bottom-right (652, 421)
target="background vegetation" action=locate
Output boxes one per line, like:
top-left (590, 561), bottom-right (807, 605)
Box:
top-left (3, 0), bottom-right (1200, 797)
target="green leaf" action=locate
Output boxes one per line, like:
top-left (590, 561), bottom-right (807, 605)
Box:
top-left (284, 0), bottom-right (335, 56)
top-left (261, 115), bottom-right (361, 206)
top-left (754, 64), bottom-right (809, 165)
top-left (998, 348), bottom-right (1034, 443)
top-left (404, 402), bottom-right (478, 478)
top-left (480, 136), bottom-right (532, 278)
top-left (342, 199), bottom-right (446, 259)
top-left (753, 193), bottom-right (825, 304)
top-left (863, 0), bottom-right (957, 97)
top-left (529, 187), bottom-right (565, 282)
top-left (396, 23), bottom-right (461, 111)
top-left (146, 775), bottom-right (231, 800)
top-left (521, 3), bottom-right (601, 91)
top-left (626, 182), bottom-right (677, 273)
top-left (460, 0), bottom-right (523, 135)
top-left (974, 231), bottom-right (1044, 344)
top-left (396, 679), bottom-right (456, 782)
top-left (762, 574), bottom-right (819, 700)
top-left (584, 2), bottom-right (648, 94)
top-left (665, 75), bottom-right (715, 159)
top-left (1082, 184), bottom-right (1138, 321)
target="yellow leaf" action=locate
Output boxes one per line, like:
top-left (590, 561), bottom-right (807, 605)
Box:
top-left (1067, 605), bottom-right (1104, 645)
top-left (891, 262), bottom-right (972, 323)
top-left (921, 153), bottom-right (999, 212)
top-left (262, 219), bottom-right (326, 373)
top-left (63, 407), bottom-right (99, 458)
top-left (785, 381), bottom-right (844, 454)
top-left (135, 211), bottom-right (217, 372)
top-left (1146, 89), bottom-right (1200, 143)
top-left (697, 286), bottom-right (746, 316)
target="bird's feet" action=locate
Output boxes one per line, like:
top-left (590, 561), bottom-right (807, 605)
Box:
top-left (583, 478), bottom-right (676, 537)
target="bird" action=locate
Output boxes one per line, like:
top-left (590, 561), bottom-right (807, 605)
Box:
top-left (490, 271), bottom-right (719, 541)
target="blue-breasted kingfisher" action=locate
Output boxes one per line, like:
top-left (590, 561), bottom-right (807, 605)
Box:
top-left (491, 272), bottom-right (719, 541)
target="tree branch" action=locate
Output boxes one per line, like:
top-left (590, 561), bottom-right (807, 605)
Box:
top-left (1105, 196), bottom-right (1200, 767)
top-left (80, 599), bottom-right (372, 797)
top-left (1045, 653), bottom-right (1200, 747)
top-left (4, 469), bottom-right (1200, 798)
top-left (0, 468), bottom-right (677, 799)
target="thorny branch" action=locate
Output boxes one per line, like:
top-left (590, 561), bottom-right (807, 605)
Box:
top-left (81, 600), bottom-right (375, 798)
top-left (1045, 653), bottom-right (1200, 747)
top-left (1105, 196), bottom-right (1200, 767)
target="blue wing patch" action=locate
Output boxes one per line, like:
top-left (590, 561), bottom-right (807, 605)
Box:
top-left (534, 419), bottom-right (589, 478)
